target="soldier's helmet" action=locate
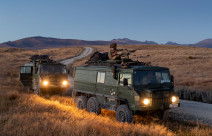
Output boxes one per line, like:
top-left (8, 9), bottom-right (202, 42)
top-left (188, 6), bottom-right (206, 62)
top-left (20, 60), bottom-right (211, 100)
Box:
top-left (110, 43), bottom-right (117, 49)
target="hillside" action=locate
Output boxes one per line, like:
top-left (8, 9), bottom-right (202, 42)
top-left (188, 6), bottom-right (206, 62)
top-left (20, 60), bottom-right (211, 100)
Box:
top-left (192, 39), bottom-right (212, 48)
top-left (0, 36), bottom-right (158, 49)
top-left (1, 36), bottom-right (212, 49)
top-left (0, 36), bottom-right (109, 49)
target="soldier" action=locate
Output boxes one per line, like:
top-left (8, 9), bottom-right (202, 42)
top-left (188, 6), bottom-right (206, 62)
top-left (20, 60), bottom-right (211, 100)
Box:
top-left (108, 43), bottom-right (122, 60)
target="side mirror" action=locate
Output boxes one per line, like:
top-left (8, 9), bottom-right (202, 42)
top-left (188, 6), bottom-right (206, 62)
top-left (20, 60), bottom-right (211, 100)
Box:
top-left (123, 78), bottom-right (128, 86)
top-left (171, 75), bottom-right (174, 83)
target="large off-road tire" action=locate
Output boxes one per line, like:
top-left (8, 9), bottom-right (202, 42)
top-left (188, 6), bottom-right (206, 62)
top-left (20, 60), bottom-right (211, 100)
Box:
top-left (87, 97), bottom-right (101, 115)
top-left (77, 96), bottom-right (87, 109)
top-left (116, 105), bottom-right (133, 123)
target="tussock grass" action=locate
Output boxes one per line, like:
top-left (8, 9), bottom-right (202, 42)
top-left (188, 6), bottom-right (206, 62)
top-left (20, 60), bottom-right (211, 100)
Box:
top-left (177, 88), bottom-right (212, 104)
top-left (0, 94), bottom-right (174, 136)
top-left (1, 92), bottom-right (211, 136)
top-left (0, 45), bottom-right (212, 135)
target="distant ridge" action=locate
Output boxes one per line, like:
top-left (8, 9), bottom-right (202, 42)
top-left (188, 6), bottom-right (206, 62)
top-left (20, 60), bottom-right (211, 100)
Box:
top-left (165, 41), bottom-right (180, 45)
top-left (111, 38), bottom-right (158, 45)
top-left (191, 39), bottom-right (212, 48)
top-left (0, 36), bottom-right (159, 49)
top-left (0, 36), bottom-right (212, 49)
top-left (0, 36), bottom-right (109, 49)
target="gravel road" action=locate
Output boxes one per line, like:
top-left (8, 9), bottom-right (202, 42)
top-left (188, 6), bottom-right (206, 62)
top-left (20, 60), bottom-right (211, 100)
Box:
top-left (169, 99), bottom-right (212, 126)
top-left (60, 47), bottom-right (93, 65)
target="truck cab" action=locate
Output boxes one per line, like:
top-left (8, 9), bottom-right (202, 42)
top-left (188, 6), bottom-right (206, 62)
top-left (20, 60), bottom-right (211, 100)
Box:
top-left (73, 60), bottom-right (180, 123)
top-left (20, 55), bottom-right (69, 95)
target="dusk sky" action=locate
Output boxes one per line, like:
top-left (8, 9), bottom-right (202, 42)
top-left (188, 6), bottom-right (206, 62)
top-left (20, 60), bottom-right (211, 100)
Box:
top-left (0, 0), bottom-right (212, 44)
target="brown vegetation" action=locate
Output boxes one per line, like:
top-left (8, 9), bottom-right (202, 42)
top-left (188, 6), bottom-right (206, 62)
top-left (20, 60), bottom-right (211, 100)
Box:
top-left (177, 89), bottom-right (212, 103)
top-left (0, 45), bottom-right (212, 135)
top-left (0, 93), bottom-right (175, 136)
top-left (1, 92), bottom-right (212, 136)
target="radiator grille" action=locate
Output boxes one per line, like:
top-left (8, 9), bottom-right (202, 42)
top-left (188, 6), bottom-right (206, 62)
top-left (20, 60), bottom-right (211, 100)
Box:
top-left (152, 97), bottom-right (170, 105)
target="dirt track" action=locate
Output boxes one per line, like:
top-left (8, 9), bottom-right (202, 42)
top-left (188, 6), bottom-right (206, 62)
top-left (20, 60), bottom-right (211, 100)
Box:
top-left (169, 100), bottom-right (212, 126)
top-left (60, 47), bottom-right (93, 65)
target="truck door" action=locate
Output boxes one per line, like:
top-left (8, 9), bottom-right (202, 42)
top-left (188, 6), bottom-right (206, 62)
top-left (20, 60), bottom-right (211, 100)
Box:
top-left (117, 73), bottom-right (134, 107)
top-left (95, 71), bottom-right (118, 110)
top-left (20, 66), bottom-right (33, 87)
top-left (95, 71), bottom-right (107, 104)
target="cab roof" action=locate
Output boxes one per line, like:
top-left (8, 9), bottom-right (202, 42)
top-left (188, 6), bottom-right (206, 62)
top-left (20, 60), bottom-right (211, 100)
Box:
top-left (77, 65), bottom-right (169, 72)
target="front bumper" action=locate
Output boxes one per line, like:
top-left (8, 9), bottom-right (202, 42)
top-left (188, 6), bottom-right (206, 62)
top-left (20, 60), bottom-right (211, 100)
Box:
top-left (169, 103), bottom-right (180, 108)
top-left (134, 102), bottom-right (180, 112)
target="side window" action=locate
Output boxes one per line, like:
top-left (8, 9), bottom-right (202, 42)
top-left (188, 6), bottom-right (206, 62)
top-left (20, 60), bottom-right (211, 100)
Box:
top-left (97, 72), bottom-right (105, 83)
top-left (119, 73), bottom-right (132, 86)
top-left (20, 66), bottom-right (32, 74)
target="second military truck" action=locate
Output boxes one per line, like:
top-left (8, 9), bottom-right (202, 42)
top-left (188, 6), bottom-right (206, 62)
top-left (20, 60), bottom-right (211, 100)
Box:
top-left (20, 55), bottom-right (69, 95)
top-left (73, 59), bottom-right (180, 123)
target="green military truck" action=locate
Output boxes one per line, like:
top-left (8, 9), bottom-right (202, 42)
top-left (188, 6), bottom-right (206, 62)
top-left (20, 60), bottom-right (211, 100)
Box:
top-left (73, 60), bottom-right (180, 123)
top-left (20, 55), bottom-right (69, 95)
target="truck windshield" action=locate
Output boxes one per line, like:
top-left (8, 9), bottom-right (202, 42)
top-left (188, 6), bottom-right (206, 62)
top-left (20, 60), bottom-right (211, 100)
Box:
top-left (40, 65), bottom-right (67, 74)
top-left (134, 70), bottom-right (170, 86)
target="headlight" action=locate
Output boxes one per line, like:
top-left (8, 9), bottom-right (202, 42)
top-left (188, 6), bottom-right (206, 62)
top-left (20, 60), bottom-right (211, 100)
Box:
top-left (171, 96), bottom-right (179, 103)
top-left (172, 96), bottom-right (176, 103)
top-left (62, 80), bottom-right (68, 86)
top-left (144, 99), bottom-right (150, 105)
top-left (142, 98), bottom-right (152, 106)
top-left (43, 80), bottom-right (48, 86)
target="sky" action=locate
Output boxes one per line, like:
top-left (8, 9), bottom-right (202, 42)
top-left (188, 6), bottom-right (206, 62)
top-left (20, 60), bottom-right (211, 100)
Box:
top-left (0, 0), bottom-right (212, 44)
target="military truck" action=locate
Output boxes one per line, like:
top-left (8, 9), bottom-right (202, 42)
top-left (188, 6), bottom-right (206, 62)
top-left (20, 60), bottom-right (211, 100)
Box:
top-left (20, 55), bottom-right (69, 95)
top-left (73, 59), bottom-right (180, 123)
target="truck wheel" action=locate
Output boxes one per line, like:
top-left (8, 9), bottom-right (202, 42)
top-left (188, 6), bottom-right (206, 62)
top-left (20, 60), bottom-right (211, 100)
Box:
top-left (87, 97), bottom-right (101, 115)
top-left (77, 96), bottom-right (87, 109)
top-left (116, 105), bottom-right (133, 123)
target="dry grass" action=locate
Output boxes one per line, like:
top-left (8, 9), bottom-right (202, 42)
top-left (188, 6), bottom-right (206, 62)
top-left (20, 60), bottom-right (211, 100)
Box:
top-left (1, 92), bottom-right (212, 136)
top-left (177, 89), bottom-right (212, 103)
top-left (0, 93), bottom-right (175, 136)
top-left (0, 45), bottom-right (212, 135)
top-left (94, 45), bottom-right (212, 91)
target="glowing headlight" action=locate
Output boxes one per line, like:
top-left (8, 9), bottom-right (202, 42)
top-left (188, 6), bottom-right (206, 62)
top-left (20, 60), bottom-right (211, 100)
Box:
top-left (143, 98), bottom-right (150, 105)
top-left (62, 80), bottom-right (68, 86)
top-left (171, 96), bottom-right (177, 103)
top-left (43, 81), bottom-right (48, 86)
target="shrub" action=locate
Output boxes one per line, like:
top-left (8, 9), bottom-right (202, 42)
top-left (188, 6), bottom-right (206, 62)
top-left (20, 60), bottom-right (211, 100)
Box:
top-left (177, 89), bottom-right (212, 104)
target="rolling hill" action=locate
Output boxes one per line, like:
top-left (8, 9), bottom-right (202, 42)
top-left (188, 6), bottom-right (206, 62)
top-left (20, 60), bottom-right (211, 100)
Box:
top-left (192, 39), bottom-right (212, 48)
top-left (1, 36), bottom-right (212, 49)
top-left (0, 36), bottom-right (158, 49)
